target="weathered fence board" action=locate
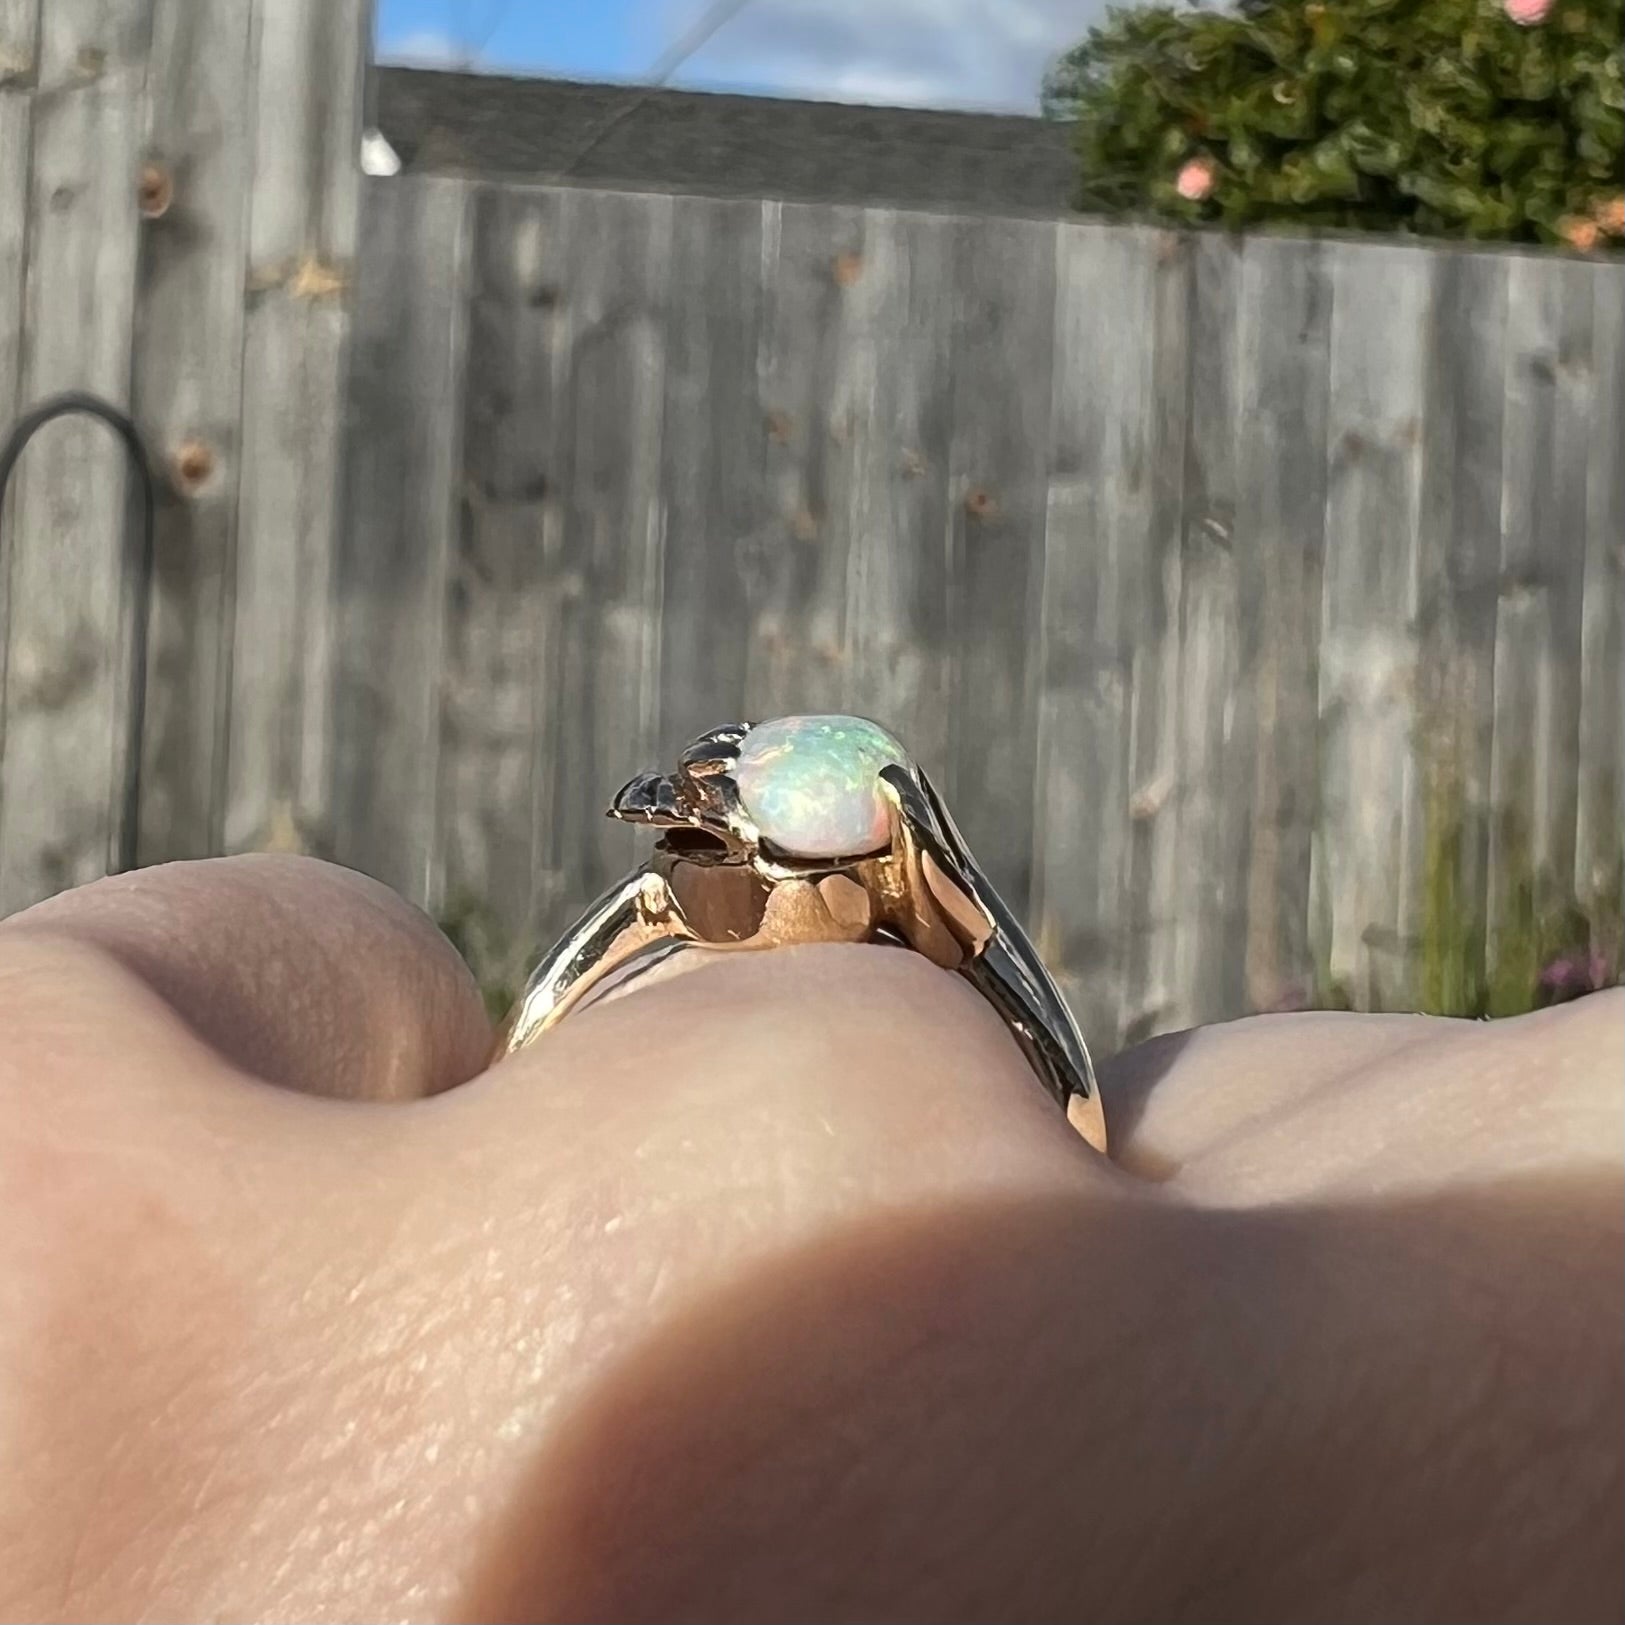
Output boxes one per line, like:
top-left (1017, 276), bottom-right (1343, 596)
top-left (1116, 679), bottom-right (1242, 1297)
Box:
top-left (1174, 232), bottom-right (1248, 1029)
top-left (530, 185), bottom-right (671, 944)
top-left (1576, 263), bottom-right (1625, 948)
top-left (330, 175), bottom-right (470, 903)
top-left (1036, 223), bottom-right (1180, 1050)
top-left (0, 0), bottom-right (32, 428)
top-left (750, 199), bottom-right (866, 724)
top-left (130, 0), bottom-right (256, 866)
top-left (0, 0), bottom-right (38, 814)
top-left (1234, 234), bottom-right (1332, 1014)
top-left (0, 5), bottom-right (141, 915)
top-left (658, 194), bottom-right (767, 747)
top-left (3, 133), bottom-right (1620, 1044)
top-left (1314, 242), bottom-right (1434, 1010)
top-left (1487, 253), bottom-right (1596, 1007)
top-left (437, 183), bottom-right (558, 966)
top-left (943, 214), bottom-right (1057, 917)
top-left (839, 209), bottom-right (955, 773)
top-left (1414, 249), bottom-right (1507, 1014)
top-left (225, 0), bottom-right (369, 856)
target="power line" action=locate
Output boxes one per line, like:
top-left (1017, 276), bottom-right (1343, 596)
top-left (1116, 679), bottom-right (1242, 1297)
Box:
top-left (647, 0), bottom-right (758, 86)
top-left (552, 0), bottom-right (762, 178)
top-left (467, 0), bottom-right (517, 59)
top-left (447, 0), bottom-right (515, 68)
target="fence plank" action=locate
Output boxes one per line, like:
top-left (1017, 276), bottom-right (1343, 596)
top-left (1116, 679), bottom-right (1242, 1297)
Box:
top-left (1170, 232), bottom-right (1248, 1030)
top-left (1576, 261), bottom-right (1625, 960)
top-left (1313, 241), bottom-right (1434, 1010)
top-left (1414, 249), bottom-right (1507, 1014)
top-left (437, 183), bottom-right (557, 980)
top-left (943, 214), bottom-right (1057, 917)
top-left (129, 0), bottom-right (255, 865)
top-left (838, 209), bottom-right (955, 773)
top-left (0, 7), bottom-right (142, 914)
top-left (0, 0), bottom-right (38, 808)
top-left (1234, 234), bottom-right (1333, 1015)
top-left (223, 0), bottom-right (368, 856)
top-left (1036, 223), bottom-right (1181, 1054)
top-left (330, 176), bottom-right (470, 905)
top-left (749, 200), bottom-right (865, 722)
top-left (530, 185), bottom-right (671, 943)
top-left (1487, 253), bottom-right (1593, 1009)
top-left (705, 200), bottom-right (957, 788)
top-left (0, 0), bottom-right (32, 425)
top-left (656, 195), bottom-right (768, 750)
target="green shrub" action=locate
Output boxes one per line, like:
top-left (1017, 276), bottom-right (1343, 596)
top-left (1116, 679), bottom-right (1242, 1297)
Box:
top-left (1042, 0), bottom-right (1624, 246)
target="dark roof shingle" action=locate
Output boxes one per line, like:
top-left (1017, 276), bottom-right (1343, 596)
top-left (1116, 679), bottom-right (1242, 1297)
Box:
top-left (373, 67), bottom-right (1078, 216)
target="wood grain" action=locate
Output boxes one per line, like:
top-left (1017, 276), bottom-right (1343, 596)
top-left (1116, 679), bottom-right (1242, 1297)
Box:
top-left (0, 0), bottom-right (40, 809)
top-left (748, 198), bottom-right (865, 723)
top-left (1172, 231), bottom-right (1247, 1030)
top-left (942, 213), bottom-right (1057, 918)
top-left (330, 174), bottom-right (470, 905)
top-left (1576, 260), bottom-right (1625, 941)
top-left (224, 0), bottom-right (368, 856)
top-left (838, 208), bottom-right (954, 775)
top-left (128, 0), bottom-right (255, 864)
top-left (1036, 223), bottom-right (1184, 1051)
top-left (1313, 240), bottom-right (1434, 1010)
top-left (0, 2), bottom-right (142, 914)
top-left (437, 181), bottom-right (557, 962)
top-left (1487, 253), bottom-right (1593, 1005)
top-left (657, 194), bottom-right (768, 749)
top-left (1415, 249), bottom-right (1507, 1013)
top-left (1233, 233), bottom-right (1332, 1015)
top-left (529, 185), bottom-right (671, 943)
top-left (0, 0), bottom-right (33, 427)
top-left (2, 102), bottom-right (1618, 1039)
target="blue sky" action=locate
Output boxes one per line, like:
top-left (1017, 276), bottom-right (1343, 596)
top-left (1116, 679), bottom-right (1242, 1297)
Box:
top-left (374, 0), bottom-right (1111, 113)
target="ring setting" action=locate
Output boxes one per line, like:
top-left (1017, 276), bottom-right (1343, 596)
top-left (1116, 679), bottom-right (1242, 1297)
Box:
top-left (495, 715), bottom-right (1106, 1152)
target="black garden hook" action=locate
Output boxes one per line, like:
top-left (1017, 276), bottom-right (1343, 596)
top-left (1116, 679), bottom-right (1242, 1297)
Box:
top-left (0, 392), bottom-right (157, 876)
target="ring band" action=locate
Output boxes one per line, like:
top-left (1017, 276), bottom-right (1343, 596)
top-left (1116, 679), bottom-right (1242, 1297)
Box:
top-left (494, 716), bottom-right (1106, 1153)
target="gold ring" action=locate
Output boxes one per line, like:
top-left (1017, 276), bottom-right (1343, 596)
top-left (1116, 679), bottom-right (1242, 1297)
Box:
top-left (494, 715), bottom-right (1106, 1152)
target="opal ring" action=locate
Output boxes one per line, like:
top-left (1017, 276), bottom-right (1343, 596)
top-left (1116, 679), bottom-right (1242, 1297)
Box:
top-left (495, 715), bottom-right (1106, 1152)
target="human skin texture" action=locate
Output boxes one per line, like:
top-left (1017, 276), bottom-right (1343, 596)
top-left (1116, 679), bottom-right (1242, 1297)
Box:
top-left (0, 855), bottom-right (1619, 1624)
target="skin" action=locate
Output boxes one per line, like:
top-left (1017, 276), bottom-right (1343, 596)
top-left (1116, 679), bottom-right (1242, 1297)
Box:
top-left (0, 854), bottom-right (1618, 1624)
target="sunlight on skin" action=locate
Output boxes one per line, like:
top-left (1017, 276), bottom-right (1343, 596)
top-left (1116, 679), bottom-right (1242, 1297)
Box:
top-left (0, 857), bottom-right (1618, 1623)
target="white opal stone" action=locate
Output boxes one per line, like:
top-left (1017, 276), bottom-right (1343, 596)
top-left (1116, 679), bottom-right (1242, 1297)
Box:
top-left (734, 715), bottom-right (906, 859)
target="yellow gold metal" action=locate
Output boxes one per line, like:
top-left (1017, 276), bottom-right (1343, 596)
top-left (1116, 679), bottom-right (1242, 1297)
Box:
top-left (494, 719), bottom-right (1106, 1152)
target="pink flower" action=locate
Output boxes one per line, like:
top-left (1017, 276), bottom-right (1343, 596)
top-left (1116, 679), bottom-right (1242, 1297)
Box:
top-left (1560, 215), bottom-right (1600, 251)
top-left (1176, 156), bottom-right (1217, 202)
top-left (1503, 0), bottom-right (1551, 25)
top-left (1592, 195), bottom-right (1625, 236)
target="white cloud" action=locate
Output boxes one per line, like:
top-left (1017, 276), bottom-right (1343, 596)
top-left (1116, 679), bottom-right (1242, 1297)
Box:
top-left (654, 0), bottom-right (1112, 112)
top-left (376, 29), bottom-right (473, 68)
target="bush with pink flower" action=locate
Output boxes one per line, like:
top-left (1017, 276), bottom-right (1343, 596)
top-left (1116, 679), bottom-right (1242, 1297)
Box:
top-left (1043, 0), bottom-right (1625, 246)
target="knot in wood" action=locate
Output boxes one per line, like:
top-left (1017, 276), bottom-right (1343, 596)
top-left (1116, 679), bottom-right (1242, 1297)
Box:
top-left (138, 162), bottom-right (173, 219)
top-left (172, 439), bottom-right (216, 494)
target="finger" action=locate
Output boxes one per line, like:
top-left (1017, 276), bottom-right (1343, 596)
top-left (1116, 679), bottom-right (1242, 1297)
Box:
top-left (1099, 1009), bottom-right (1456, 1179)
top-left (377, 944), bottom-right (1133, 1431)
top-left (0, 855), bottom-right (491, 1101)
top-left (1103, 993), bottom-right (1624, 1203)
top-left (6, 941), bottom-right (1131, 1622)
top-left (1175, 989), bottom-right (1624, 1204)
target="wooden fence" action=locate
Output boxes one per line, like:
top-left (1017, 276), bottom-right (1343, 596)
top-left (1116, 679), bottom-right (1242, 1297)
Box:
top-left (0, 0), bottom-right (370, 907)
top-left (326, 180), bottom-right (1623, 1047)
top-left (1, 2), bottom-right (1620, 1052)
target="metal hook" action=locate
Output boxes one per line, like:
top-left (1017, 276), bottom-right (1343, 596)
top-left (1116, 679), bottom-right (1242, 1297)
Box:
top-left (0, 392), bottom-right (157, 877)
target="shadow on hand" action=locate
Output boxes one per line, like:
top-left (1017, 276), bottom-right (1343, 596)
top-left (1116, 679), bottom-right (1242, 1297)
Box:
top-left (457, 1172), bottom-right (1622, 1625)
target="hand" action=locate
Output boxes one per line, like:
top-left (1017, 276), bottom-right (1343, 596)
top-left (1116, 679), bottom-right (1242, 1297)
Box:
top-left (1, 856), bottom-right (1618, 1623)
